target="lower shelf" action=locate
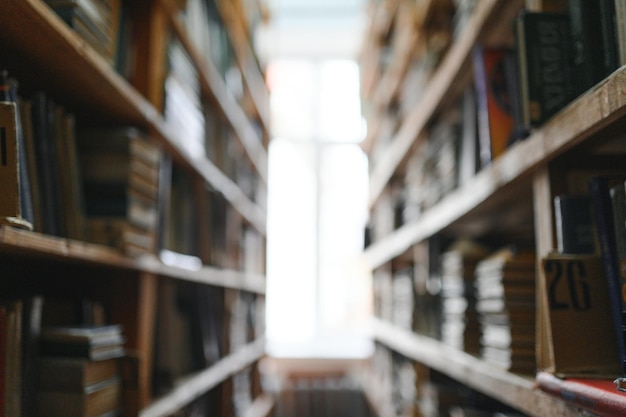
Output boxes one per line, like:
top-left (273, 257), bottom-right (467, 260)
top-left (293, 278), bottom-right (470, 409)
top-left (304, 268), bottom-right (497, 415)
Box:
top-left (370, 319), bottom-right (596, 417)
top-left (140, 337), bottom-right (266, 417)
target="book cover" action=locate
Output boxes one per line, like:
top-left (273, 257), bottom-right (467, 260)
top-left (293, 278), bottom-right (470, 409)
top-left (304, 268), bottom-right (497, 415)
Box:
top-left (514, 11), bottom-right (573, 129)
top-left (541, 253), bottom-right (621, 376)
top-left (38, 357), bottom-right (120, 392)
top-left (472, 46), bottom-right (515, 168)
top-left (554, 195), bottom-right (596, 254)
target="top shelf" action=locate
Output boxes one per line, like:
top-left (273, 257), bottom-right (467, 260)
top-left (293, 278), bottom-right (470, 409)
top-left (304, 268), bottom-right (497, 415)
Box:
top-left (366, 0), bottom-right (524, 208)
top-left (0, 0), bottom-right (267, 234)
top-left (0, 226), bottom-right (266, 294)
top-left (363, 63), bottom-right (626, 269)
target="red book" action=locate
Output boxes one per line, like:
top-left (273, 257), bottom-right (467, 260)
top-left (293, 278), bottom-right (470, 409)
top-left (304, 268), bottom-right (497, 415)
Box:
top-left (537, 371), bottom-right (626, 416)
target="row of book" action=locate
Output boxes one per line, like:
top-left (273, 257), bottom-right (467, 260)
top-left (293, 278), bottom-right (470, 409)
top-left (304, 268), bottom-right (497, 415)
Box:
top-left (44, 0), bottom-right (132, 78)
top-left (369, 344), bottom-right (527, 417)
top-left (368, 2), bottom-right (626, 233)
top-left (0, 70), bottom-right (265, 271)
top-left (45, 0), bottom-right (264, 202)
top-left (152, 280), bottom-right (264, 397)
top-left (0, 71), bottom-right (167, 257)
top-left (0, 296), bottom-right (133, 417)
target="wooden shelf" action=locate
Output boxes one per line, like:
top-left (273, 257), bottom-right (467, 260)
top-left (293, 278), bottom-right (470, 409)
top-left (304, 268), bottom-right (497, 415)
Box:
top-left (165, 0), bottom-right (269, 185)
top-left (363, 63), bottom-right (626, 269)
top-left (360, 0), bottom-right (437, 154)
top-left (140, 337), bottom-right (266, 417)
top-left (371, 319), bottom-right (590, 417)
top-left (0, 227), bottom-right (266, 294)
top-left (0, 0), bottom-right (266, 234)
top-left (215, 0), bottom-right (271, 133)
top-left (367, 0), bottom-right (525, 209)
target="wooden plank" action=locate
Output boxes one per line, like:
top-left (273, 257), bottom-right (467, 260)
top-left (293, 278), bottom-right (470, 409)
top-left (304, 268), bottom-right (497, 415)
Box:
top-left (139, 338), bottom-right (266, 417)
top-left (363, 65), bottom-right (626, 269)
top-left (368, 0), bottom-right (525, 208)
top-left (371, 319), bottom-right (591, 417)
top-left (0, 227), bottom-right (266, 293)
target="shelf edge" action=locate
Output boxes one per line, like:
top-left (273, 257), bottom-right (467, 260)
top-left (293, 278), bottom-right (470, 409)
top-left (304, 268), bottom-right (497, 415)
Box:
top-left (140, 337), bottom-right (266, 417)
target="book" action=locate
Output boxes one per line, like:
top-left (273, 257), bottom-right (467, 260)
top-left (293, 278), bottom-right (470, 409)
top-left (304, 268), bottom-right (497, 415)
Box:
top-left (514, 11), bottom-right (573, 130)
top-left (541, 253), bottom-right (621, 376)
top-left (537, 371), bottom-right (626, 416)
top-left (588, 176), bottom-right (626, 382)
top-left (472, 46), bottom-right (516, 168)
top-left (30, 93), bottom-right (65, 236)
top-left (37, 376), bottom-right (121, 417)
top-left (554, 195), bottom-right (596, 254)
top-left (38, 357), bottom-right (120, 392)
top-left (0, 101), bottom-right (32, 230)
top-left (40, 325), bottom-right (125, 361)
top-left (568, 0), bottom-right (618, 97)
top-left (77, 127), bottom-right (165, 256)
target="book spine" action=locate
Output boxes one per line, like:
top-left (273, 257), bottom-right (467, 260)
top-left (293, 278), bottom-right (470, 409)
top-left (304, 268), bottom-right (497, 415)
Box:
top-left (589, 176), bottom-right (626, 375)
top-left (568, 0), bottom-right (606, 95)
top-left (554, 195), bottom-right (595, 254)
top-left (515, 11), bottom-right (573, 129)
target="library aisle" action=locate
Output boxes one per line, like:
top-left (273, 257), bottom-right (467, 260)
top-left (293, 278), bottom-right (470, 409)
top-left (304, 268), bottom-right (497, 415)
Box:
top-left (4, 0), bottom-right (626, 416)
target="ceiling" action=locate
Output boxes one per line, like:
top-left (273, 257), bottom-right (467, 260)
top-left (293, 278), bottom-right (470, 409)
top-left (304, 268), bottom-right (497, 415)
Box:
top-left (255, 0), bottom-right (369, 61)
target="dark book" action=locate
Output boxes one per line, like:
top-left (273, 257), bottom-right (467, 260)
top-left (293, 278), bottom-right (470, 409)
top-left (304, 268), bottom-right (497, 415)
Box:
top-left (38, 357), bottom-right (120, 392)
top-left (568, 0), bottom-right (618, 97)
top-left (30, 93), bottom-right (64, 236)
top-left (537, 371), bottom-right (626, 416)
top-left (40, 325), bottom-right (125, 361)
top-left (514, 11), bottom-right (573, 130)
top-left (588, 175), bottom-right (626, 381)
top-left (37, 376), bottom-right (121, 417)
top-left (554, 195), bottom-right (596, 254)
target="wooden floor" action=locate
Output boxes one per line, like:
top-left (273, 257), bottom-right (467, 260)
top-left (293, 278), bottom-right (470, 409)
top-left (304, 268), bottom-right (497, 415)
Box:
top-left (271, 379), bottom-right (376, 417)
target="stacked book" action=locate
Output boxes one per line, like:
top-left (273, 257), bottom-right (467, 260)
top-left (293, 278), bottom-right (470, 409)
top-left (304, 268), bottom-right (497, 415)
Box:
top-left (440, 240), bottom-right (489, 355)
top-left (37, 325), bottom-right (125, 417)
top-left (392, 268), bottom-right (414, 331)
top-left (45, 0), bottom-right (121, 67)
top-left (163, 38), bottom-right (205, 158)
top-left (475, 248), bottom-right (536, 374)
top-left (77, 127), bottom-right (165, 257)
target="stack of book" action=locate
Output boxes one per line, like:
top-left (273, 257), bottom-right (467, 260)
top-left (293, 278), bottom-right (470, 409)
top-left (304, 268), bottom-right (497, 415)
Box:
top-left (440, 240), bottom-right (488, 355)
top-left (37, 325), bottom-right (125, 417)
top-left (163, 38), bottom-right (205, 158)
top-left (392, 269), bottom-right (414, 331)
top-left (77, 127), bottom-right (165, 257)
top-left (45, 0), bottom-right (122, 67)
top-left (474, 248), bottom-right (536, 374)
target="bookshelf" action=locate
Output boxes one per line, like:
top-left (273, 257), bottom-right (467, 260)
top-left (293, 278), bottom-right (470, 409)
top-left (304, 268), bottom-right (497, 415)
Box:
top-left (0, 0), bottom-right (269, 416)
top-left (361, 0), bottom-right (626, 415)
